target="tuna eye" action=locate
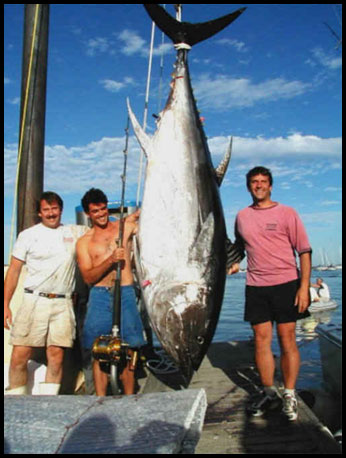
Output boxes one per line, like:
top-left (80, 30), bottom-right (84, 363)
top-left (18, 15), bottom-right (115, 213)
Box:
top-left (196, 336), bottom-right (204, 345)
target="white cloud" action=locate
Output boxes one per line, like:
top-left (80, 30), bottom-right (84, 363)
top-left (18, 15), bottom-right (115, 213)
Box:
top-left (153, 42), bottom-right (173, 57)
top-left (99, 77), bottom-right (135, 93)
top-left (216, 38), bottom-right (248, 53)
top-left (118, 29), bottom-right (147, 57)
top-left (85, 29), bottom-right (173, 59)
top-left (309, 48), bottom-right (342, 71)
top-left (50, 138), bottom-right (142, 195)
top-left (193, 75), bottom-right (311, 110)
top-left (208, 133), bottom-right (341, 158)
top-left (117, 29), bottom-right (173, 58)
top-left (86, 37), bottom-right (111, 56)
top-left (4, 133), bottom-right (341, 198)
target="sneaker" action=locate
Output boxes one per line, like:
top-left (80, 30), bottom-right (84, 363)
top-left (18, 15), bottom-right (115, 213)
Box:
top-left (282, 393), bottom-right (298, 421)
top-left (246, 391), bottom-right (282, 417)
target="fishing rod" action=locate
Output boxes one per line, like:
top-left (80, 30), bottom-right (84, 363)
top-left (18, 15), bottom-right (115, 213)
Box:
top-left (92, 116), bottom-right (132, 395)
top-left (113, 116), bottom-right (130, 338)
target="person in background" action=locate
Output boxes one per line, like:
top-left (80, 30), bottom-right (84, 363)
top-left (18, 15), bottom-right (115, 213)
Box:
top-left (310, 277), bottom-right (330, 301)
top-left (76, 188), bottom-right (146, 396)
top-left (4, 192), bottom-right (88, 395)
top-left (227, 166), bottom-right (311, 422)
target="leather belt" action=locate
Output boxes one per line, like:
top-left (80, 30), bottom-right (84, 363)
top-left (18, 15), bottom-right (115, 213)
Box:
top-left (24, 288), bottom-right (71, 299)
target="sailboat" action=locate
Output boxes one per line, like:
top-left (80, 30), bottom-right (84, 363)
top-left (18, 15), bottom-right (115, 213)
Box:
top-left (315, 248), bottom-right (337, 271)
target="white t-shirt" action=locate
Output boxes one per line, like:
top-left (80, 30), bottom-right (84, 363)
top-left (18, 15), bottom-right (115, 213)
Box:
top-left (318, 282), bottom-right (330, 300)
top-left (12, 223), bottom-right (88, 295)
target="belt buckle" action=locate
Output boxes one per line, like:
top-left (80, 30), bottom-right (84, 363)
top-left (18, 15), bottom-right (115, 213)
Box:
top-left (47, 293), bottom-right (57, 299)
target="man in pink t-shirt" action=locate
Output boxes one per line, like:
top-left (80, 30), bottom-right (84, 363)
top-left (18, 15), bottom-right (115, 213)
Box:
top-left (228, 166), bottom-right (312, 422)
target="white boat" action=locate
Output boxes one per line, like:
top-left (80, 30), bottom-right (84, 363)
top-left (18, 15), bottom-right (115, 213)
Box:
top-left (308, 299), bottom-right (339, 313)
top-left (315, 323), bottom-right (342, 398)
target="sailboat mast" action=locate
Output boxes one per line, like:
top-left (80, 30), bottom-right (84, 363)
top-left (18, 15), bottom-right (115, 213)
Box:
top-left (17, 4), bottom-right (49, 235)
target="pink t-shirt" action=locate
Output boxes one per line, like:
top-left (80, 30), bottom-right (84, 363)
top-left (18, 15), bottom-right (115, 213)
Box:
top-left (235, 203), bottom-right (311, 287)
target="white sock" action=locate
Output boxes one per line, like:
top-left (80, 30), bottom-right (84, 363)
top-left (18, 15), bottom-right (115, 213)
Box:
top-left (284, 388), bottom-right (296, 397)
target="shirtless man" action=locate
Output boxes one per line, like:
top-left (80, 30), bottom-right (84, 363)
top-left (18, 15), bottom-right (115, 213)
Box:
top-left (76, 188), bottom-right (146, 395)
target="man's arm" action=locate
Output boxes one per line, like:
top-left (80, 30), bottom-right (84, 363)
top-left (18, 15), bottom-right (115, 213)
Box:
top-left (226, 215), bottom-right (246, 276)
top-left (226, 237), bottom-right (245, 275)
top-left (125, 209), bottom-right (140, 224)
top-left (295, 251), bottom-right (311, 313)
top-left (4, 257), bottom-right (24, 329)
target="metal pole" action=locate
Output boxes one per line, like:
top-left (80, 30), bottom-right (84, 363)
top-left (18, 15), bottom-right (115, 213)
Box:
top-left (174, 4), bottom-right (182, 22)
top-left (17, 4), bottom-right (49, 235)
top-left (136, 20), bottom-right (155, 207)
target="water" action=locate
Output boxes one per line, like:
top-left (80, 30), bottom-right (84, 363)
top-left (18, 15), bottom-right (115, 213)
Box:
top-left (213, 269), bottom-right (342, 391)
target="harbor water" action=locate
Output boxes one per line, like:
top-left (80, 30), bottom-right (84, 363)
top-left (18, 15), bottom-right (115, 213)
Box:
top-left (213, 269), bottom-right (342, 392)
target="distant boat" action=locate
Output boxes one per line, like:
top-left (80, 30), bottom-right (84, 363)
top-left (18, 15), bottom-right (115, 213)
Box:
top-left (314, 265), bottom-right (329, 271)
top-left (314, 264), bottom-right (339, 271)
top-left (314, 248), bottom-right (341, 271)
top-left (308, 299), bottom-right (339, 313)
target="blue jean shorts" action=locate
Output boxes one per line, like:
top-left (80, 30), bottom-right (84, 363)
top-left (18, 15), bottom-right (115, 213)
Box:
top-left (82, 285), bottom-right (146, 350)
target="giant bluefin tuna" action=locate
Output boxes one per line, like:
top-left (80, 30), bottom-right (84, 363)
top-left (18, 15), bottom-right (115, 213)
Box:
top-left (128, 4), bottom-right (246, 383)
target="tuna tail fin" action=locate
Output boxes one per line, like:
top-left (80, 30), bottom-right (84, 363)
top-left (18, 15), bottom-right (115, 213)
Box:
top-left (215, 137), bottom-right (232, 186)
top-left (143, 4), bottom-right (246, 47)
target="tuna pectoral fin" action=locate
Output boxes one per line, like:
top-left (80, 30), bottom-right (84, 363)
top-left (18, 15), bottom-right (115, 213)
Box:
top-left (127, 98), bottom-right (151, 158)
top-left (143, 4), bottom-right (246, 47)
top-left (215, 137), bottom-right (232, 186)
top-left (189, 213), bottom-right (214, 263)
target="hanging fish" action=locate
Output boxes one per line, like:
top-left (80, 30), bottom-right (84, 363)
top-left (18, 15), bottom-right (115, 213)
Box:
top-left (128, 4), bottom-right (246, 383)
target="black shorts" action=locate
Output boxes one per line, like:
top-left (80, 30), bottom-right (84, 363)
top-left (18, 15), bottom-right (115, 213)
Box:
top-left (244, 279), bottom-right (310, 325)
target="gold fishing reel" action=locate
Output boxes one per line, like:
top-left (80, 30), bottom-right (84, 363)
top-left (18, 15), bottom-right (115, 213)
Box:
top-left (92, 335), bottom-right (129, 363)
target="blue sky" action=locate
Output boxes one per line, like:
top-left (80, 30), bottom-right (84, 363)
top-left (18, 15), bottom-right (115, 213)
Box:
top-left (4, 4), bottom-right (342, 266)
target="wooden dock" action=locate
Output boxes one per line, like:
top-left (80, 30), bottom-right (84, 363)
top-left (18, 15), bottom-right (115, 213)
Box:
top-left (4, 340), bottom-right (341, 454)
top-left (141, 341), bottom-right (341, 454)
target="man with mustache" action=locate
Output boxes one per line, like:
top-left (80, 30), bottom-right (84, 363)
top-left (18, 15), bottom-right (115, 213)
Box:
top-left (4, 191), bottom-right (88, 395)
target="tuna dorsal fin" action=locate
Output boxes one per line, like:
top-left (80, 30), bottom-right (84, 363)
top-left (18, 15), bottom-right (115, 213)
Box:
top-left (215, 137), bottom-right (232, 186)
top-left (127, 98), bottom-right (151, 158)
top-left (143, 4), bottom-right (246, 47)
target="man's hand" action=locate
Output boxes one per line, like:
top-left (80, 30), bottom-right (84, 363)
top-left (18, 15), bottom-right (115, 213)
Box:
top-left (227, 263), bottom-right (240, 276)
top-left (294, 286), bottom-right (310, 313)
top-left (126, 209), bottom-right (140, 223)
top-left (110, 247), bottom-right (126, 263)
top-left (296, 252), bottom-right (312, 313)
top-left (4, 307), bottom-right (12, 330)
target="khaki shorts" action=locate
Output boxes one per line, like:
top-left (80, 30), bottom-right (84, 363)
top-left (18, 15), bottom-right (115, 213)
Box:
top-left (10, 294), bottom-right (76, 348)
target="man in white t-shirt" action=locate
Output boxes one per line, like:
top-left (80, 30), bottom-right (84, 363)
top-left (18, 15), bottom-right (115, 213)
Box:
top-left (4, 192), bottom-right (88, 395)
top-left (310, 277), bottom-right (330, 301)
